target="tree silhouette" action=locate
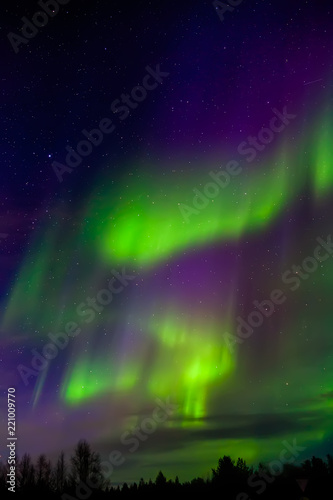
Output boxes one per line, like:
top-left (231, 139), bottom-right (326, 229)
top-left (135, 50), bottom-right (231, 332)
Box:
top-left (155, 470), bottom-right (167, 488)
top-left (54, 450), bottom-right (67, 492)
top-left (327, 454), bottom-right (333, 476)
top-left (212, 454), bottom-right (235, 481)
top-left (311, 455), bottom-right (328, 477)
top-left (70, 439), bottom-right (102, 487)
top-left (36, 453), bottom-right (52, 489)
top-left (1, 440), bottom-right (333, 498)
top-left (236, 457), bottom-right (252, 479)
top-left (17, 453), bottom-right (35, 490)
top-left (0, 461), bottom-right (9, 491)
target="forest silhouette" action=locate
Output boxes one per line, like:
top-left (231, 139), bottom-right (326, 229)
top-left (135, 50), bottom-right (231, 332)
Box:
top-left (1, 439), bottom-right (332, 499)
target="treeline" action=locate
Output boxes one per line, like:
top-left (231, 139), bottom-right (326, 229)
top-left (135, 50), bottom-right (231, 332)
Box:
top-left (1, 439), bottom-right (333, 499)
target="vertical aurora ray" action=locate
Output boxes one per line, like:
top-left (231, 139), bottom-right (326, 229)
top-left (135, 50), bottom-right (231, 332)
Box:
top-left (61, 354), bottom-right (113, 404)
top-left (32, 369), bottom-right (48, 408)
top-left (311, 105), bottom-right (333, 199)
top-left (147, 312), bottom-right (235, 419)
top-left (1, 225), bottom-right (59, 333)
top-left (61, 310), bottom-right (236, 422)
top-left (0, 219), bottom-right (88, 336)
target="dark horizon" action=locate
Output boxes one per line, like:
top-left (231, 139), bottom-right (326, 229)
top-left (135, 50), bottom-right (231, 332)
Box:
top-left (2, 438), bottom-right (333, 499)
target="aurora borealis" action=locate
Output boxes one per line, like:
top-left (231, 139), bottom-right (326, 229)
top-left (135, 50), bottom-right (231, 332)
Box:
top-left (1, 0), bottom-right (333, 486)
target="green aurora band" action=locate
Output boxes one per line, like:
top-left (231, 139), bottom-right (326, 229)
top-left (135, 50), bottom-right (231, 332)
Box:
top-left (2, 104), bottom-right (333, 448)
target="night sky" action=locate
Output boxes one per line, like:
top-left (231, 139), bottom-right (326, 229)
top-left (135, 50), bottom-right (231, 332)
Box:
top-left (1, 0), bottom-right (333, 485)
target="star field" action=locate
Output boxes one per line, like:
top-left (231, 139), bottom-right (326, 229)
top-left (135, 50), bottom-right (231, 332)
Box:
top-left (0, 0), bottom-right (333, 485)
